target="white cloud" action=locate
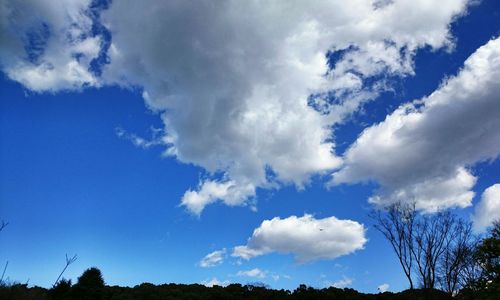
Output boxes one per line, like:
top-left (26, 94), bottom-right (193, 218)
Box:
top-left (473, 184), bottom-right (500, 232)
top-left (332, 276), bottom-right (353, 288)
top-left (332, 37), bottom-right (500, 212)
top-left (202, 277), bottom-right (229, 287)
top-left (232, 214), bottom-right (367, 263)
top-left (115, 127), bottom-right (165, 149)
top-left (1, 0), bottom-right (473, 214)
top-left (378, 283), bottom-right (390, 292)
top-left (0, 0), bottom-right (101, 91)
top-left (236, 268), bottom-right (267, 279)
top-left (181, 180), bottom-right (256, 216)
top-left (102, 0), bottom-right (470, 214)
top-left (199, 248), bottom-right (226, 268)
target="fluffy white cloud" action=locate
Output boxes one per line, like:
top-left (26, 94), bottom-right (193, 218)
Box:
top-left (232, 214), bottom-right (367, 263)
top-left (236, 268), bottom-right (267, 279)
top-left (181, 180), bottom-right (256, 216)
top-left (101, 0), bottom-right (470, 214)
top-left (473, 184), bottom-right (500, 232)
top-left (0, 0), bottom-right (102, 91)
top-left (1, 0), bottom-right (472, 214)
top-left (332, 276), bottom-right (353, 288)
top-left (378, 283), bottom-right (390, 293)
top-left (332, 38), bottom-right (500, 212)
top-left (199, 248), bottom-right (226, 268)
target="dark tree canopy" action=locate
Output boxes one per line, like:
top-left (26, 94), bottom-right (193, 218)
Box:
top-left (76, 267), bottom-right (105, 289)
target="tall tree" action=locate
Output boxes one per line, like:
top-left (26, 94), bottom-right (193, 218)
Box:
top-left (438, 219), bottom-right (475, 295)
top-left (411, 211), bottom-right (454, 289)
top-left (372, 202), bottom-right (416, 290)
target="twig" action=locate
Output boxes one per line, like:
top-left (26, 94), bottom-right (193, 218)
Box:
top-left (0, 221), bottom-right (8, 232)
top-left (53, 254), bottom-right (77, 287)
top-left (0, 261), bottom-right (8, 284)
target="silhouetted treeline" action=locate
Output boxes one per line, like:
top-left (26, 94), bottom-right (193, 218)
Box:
top-left (0, 267), bottom-right (495, 300)
top-left (0, 277), bottom-right (454, 300)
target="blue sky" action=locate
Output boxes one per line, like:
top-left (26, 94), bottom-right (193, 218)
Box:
top-left (1, 0), bottom-right (499, 293)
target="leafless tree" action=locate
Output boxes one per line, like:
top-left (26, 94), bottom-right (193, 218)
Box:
top-left (373, 202), bottom-right (481, 295)
top-left (438, 218), bottom-right (476, 295)
top-left (372, 202), bottom-right (417, 290)
top-left (411, 211), bottom-right (454, 289)
top-left (53, 254), bottom-right (78, 287)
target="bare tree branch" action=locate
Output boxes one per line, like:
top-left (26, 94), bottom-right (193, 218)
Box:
top-left (0, 261), bottom-right (8, 285)
top-left (371, 202), bottom-right (416, 290)
top-left (0, 220), bottom-right (8, 233)
top-left (53, 254), bottom-right (78, 287)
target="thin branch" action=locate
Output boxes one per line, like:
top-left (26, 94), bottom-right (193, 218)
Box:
top-left (0, 221), bottom-right (8, 233)
top-left (53, 254), bottom-right (77, 287)
top-left (0, 261), bottom-right (8, 284)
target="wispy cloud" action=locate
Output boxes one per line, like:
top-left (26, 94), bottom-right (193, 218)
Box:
top-left (332, 276), bottom-right (353, 288)
top-left (199, 248), bottom-right (226, 268)
top-left (236, 268), bottom-right (267, 279)
top-left (115, 127), bottom-right (165, 149)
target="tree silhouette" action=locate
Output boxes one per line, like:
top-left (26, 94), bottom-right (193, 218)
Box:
top-left (50, 278), bottom-right (72, 300)
top-left (473, 221), bottom-right (500, 299)
top-left (372, 202), bottom-right (416, 290)
top-left (76, 267), bottom-right (104, 288)
top-left (73, 267), bottom-right (105, 300)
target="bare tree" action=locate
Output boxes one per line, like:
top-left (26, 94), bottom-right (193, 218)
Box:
top-left (373, 203), bottom-right (480, 295)
top-left (411, 211), bottom-right (454, 289)
top-left (438, 218), bottom-right (476, 295)
top-left (53, 254), bottom-right (78, 287)
top-left (372, 202), bottom-right (417, 290)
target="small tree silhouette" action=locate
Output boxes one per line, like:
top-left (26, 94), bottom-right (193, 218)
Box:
top-left (73, 267), bottom-right (105, 300)
top-left (76, 267), bottom-right (104, 289)
top-left (50, 278), bottom-right (72, 300)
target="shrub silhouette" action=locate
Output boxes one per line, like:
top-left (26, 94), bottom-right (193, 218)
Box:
top-left (50, 278), bottom-right (72, 300)
top-left (76, 267), bottom-right (104, 289)
top-left (72, 267), bottom-right (104, 300)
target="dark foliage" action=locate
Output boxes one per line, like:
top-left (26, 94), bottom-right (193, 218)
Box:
top-left (457, 221), bottom-right (500, 300)
top-left (0, 271), bottom-right (455, 300)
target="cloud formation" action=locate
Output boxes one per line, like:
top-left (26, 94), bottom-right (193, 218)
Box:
top-left (1, 0), bottom-right (473, 214)
top-left (0, 0), bottom-right (104, 91)
top-left (236, 268), bottom-right (267, 279)
top-left (332, 276), bottom-right (353, 288)
top-left (378, 283), bottom-right (390, 293)
top-left (232, 214), bottom-right (366, 263)
top-left (199, 248), bottom-right (226, 268)
top-left (473, 184), bottom-right (500, 232)
top-left (332, 37), bottom-right (500, 212)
